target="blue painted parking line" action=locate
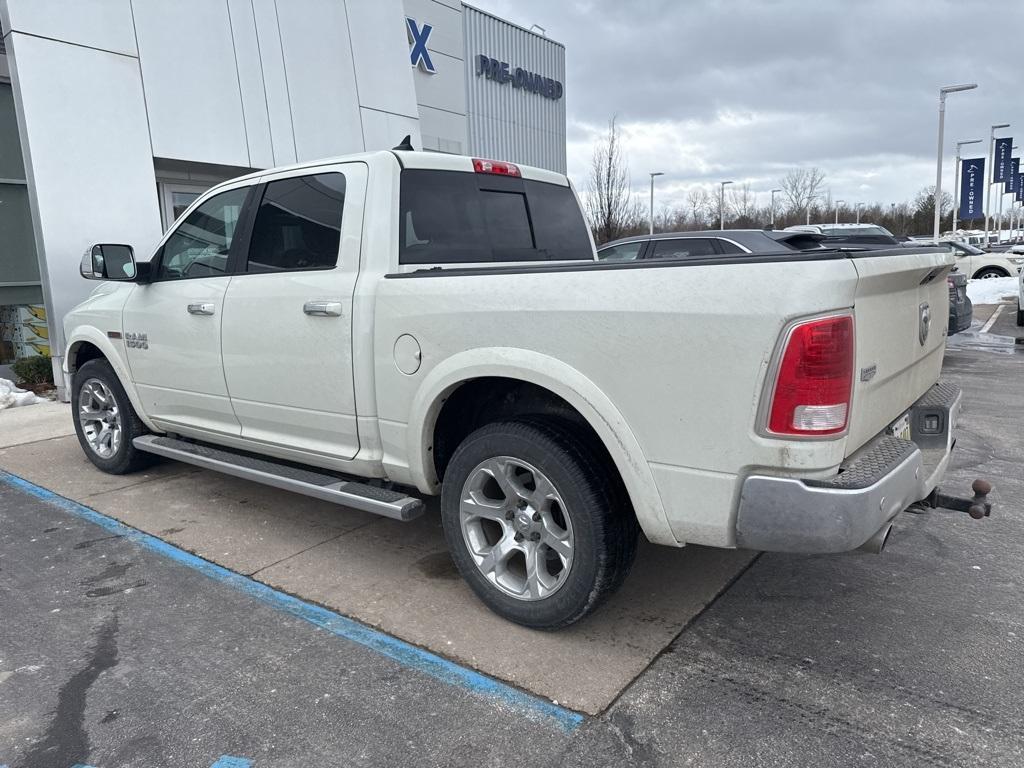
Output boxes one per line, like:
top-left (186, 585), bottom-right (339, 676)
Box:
top-left (0, 470), bottom-right (584, 732)
top-left (210, 757), bottom-right (253, 768)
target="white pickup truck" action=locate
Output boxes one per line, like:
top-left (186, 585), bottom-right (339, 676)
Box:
top-left (63, 148), bottom-right (990, 628)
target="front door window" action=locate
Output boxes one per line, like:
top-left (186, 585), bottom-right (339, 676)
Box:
top-left (155, 187), bottom-right (249, 281)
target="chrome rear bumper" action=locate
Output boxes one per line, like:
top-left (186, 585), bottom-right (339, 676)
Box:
top-left (735, 381), bottom-right (962, 553)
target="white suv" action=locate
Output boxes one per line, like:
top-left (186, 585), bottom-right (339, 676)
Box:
top-left (941, 240), bottom-right (1024, 280)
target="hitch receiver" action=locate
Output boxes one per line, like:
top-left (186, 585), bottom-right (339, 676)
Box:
top-left (924, 479), bottom-right (993, 519)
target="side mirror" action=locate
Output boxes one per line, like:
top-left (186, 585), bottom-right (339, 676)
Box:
top-left (80, 244), bottom-right (137, 281)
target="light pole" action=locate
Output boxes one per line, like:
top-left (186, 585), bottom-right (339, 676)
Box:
top-left (770, 188), bottom-right (781, 227)
top-left (648, 172), bottom-right (664, 235)
top-left (719, 180), bottom-right (733, 230)
top-left (952, 138), bottom-right (982, 234)
top-left (984, 122), bottom-right (1010, 245)
top-left (933, 84), bottom-right (978, 241)
top-left (856, 202), bottom-right (864, 224)
top-left (834, 200), bottom-right (845, 225)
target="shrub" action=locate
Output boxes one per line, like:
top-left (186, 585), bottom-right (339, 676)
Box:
top-left (11, 355), bottom-right (53, 387)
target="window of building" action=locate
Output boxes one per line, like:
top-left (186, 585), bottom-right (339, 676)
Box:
top-left (159, 183), bottom-right (209, 230)
top-left (246, 173), bottom-right (346, 273)
top-left (155, 187), bottom-right (249, 281)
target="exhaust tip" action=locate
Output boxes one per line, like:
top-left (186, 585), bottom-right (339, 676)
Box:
top-left (858, 523), bottom-right (893, 554)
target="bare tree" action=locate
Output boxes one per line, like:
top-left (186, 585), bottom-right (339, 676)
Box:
top-left (654, 201), bottom-right (685, 233)
top-left (728, 182), bottom-right (756, 224)
top-left (687, 187), bottom-right (711, 228)
top-left (780, 167), bottom-right (827, 218)
top-left (584, 116), bottom-right (642, 244)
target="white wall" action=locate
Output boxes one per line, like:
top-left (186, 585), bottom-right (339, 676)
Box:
top-left (132, 0), bottom-right (251, 167)
top-left (1, 0), bottom-right (427, 391)
top-left (4, 30), bottom-right (162, 388)
top-left (403, 0), bottom-right (468, 153)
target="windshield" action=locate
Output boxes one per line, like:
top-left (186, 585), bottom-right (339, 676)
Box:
top-left (951, 242), bottom-right (985, 255)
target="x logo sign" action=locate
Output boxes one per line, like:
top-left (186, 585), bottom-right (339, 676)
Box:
top-left (406, 18), bottom-right (436, 74)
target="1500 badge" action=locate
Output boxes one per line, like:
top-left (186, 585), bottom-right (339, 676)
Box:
top-left (125, 332), bottom-right (148, 350)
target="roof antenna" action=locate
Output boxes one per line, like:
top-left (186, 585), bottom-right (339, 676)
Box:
top-left (393, 135), bottom-right (415, 151)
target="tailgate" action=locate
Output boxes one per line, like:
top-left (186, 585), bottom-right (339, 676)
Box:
top-left (847, 248), bottom-right (953, 453)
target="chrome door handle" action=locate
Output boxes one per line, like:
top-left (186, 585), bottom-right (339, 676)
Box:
top-left (303, 301), bottom-right (343, 317)
top-left (187, 302), bottom-right (215, 316)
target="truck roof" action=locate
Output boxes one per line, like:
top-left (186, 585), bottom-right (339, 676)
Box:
top-left (213, 149), bottom-right (569, 190)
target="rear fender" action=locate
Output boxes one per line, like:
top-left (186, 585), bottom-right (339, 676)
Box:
top-left (405, 347), bottom-right (678, 546)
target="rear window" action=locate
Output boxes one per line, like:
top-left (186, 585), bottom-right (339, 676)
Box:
top-left (399, 169), bottom-right (593, 264)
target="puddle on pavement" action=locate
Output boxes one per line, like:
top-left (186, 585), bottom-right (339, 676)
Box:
top-left (946, 330), bottom-right (1023, 355)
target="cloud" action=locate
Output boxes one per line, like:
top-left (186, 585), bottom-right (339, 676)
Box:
top-left (477, 0), bottom-right (1024, 210)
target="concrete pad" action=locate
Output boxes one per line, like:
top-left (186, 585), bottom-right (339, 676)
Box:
top-left (0, 433), bottom-right (756, 714)
top-left (257, 511), bottom-right (755, 714)
top-left (84, 469), bottom-right (378, 575)
top-left (0, 435), bottom-right (195, 499)
top-left (0, 400), bottom-right (74, 448)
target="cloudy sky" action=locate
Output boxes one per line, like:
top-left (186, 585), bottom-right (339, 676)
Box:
top-left (476, 0), bottom-right (1024, 214)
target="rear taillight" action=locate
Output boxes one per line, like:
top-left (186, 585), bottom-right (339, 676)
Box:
top-left (767, 314), bottom-right (854, 436)
top-left (472, 158), bottom-right (521, 177)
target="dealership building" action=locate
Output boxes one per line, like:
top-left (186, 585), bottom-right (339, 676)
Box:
top-left (0, 0), bottom-right (566, 386)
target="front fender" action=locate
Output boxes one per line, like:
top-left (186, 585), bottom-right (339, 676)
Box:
top-left (64, 327), bottom-right (159, 433)
top-left (404, 347), bottom-right (678, 546)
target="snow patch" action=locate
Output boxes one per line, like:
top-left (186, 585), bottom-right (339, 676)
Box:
top-left (966, 277), bottom-right (1018, 305)
top-left (0, 378), bottom-right (45, 410)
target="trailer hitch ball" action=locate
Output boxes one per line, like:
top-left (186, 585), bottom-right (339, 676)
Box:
top-left (968, 479), bottom-right (992, 520)
top-left (928, 479), bottom-right (994, 519)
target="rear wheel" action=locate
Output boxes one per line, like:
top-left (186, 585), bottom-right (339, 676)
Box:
top-left (440, 418), bottom-right (638, 629)
top-left (974, 267), bottom-right (1008, 279)
top-left (1017, 302), bottom-right (1023, 327)
top-left (72, 358), bottom-right (154, 474)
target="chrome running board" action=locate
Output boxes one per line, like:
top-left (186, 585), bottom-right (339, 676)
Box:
top-left (133, 435), bottom-right (424, 521)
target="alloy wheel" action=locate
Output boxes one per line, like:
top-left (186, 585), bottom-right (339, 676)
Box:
top-left (78, 378), bottom-right (122, 459)
top-left (459, 456), bottom-right (574, 601)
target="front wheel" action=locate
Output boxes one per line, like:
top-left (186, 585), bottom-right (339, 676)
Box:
top-left (440, 419), bottom-right (638, 629)
top-left (1017, 303), bottom-right (1023, 327)
top-left (974, 267), bottom-right (1008, 279)
top-left (72, 358), bottom-right (154, 474)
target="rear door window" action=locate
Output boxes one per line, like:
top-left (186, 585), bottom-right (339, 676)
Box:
top-left (648, 238), bottom-right (717, 260)
top-left (246, 173), bottom-right (346, 272)
top-left (597, 242), bottom-right (645, 261)
top-left (715, 239), bottom-right (745, 254)
top-left (399, 169), bottom-right (593, 264)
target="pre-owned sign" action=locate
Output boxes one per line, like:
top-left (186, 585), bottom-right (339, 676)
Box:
top-left (959, 158), bottom-right (985, 220)
top-left (475, 55), bottom-right (563, 100)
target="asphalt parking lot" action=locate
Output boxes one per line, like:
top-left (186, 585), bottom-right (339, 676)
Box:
top-left (1, 301), bottom-right (1022, 767)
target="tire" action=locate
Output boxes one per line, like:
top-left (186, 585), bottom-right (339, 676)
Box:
top-left (440, 418), bottom-right (639, 629)
top-left (974, 267), bottom-right (1008, 279)
top-left (1017, 303), bottom-right (1024, 327)
top-left (72, 358), bottom-right (154, 475)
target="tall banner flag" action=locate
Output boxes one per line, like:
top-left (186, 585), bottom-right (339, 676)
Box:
top-left (1017, 174), bottom-right (1024, 203)
top-left (960, 157), bottom-right (985, 220)
top-left (993, 137), bottom-right (1014, 182)
top-left (1005, 158), bottom-right (1020, 194)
